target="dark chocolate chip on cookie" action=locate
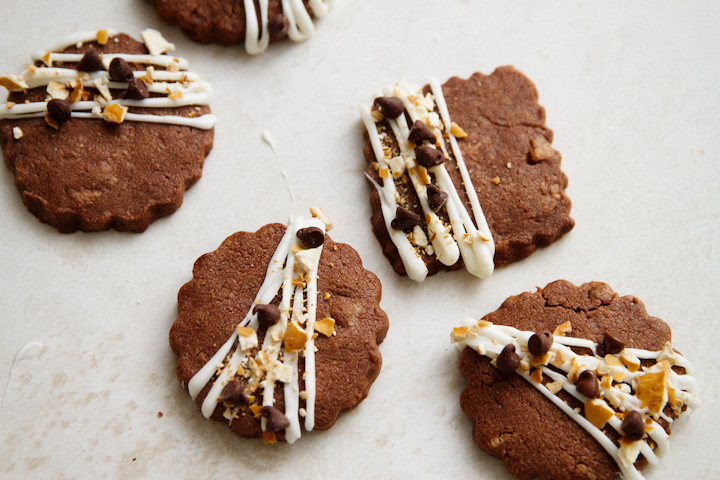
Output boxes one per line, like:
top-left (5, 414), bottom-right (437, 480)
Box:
top-left (451, 280), bottom-right (700, 480)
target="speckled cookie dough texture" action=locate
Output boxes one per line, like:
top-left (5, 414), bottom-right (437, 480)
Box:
top-left (170, 217), bottom-right (388, 443)
top-left (362, 67), bottom-right (574, 281)
top-left (453, 280), bottom-right (699, 480)
top-left (149, 0), bottom-right (333, 54)
top-left (0, 29), bottom-right (215, 233)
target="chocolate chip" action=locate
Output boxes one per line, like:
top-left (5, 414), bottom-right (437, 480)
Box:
top-left (415, 145), bottom-right (444, 169)
top-left (261, 405), bottom-right (290, 433)
top-left (528, 331), bottom-right (553, 357)
top-left (108, 57), bottom-right (134, 82)
top-left (46, 99), bottom-right (72, 125)
top-left (123, 78), bottom-right (149, 100)
top-left (76, 49), bottom-right (103, 72)
top-left (621, 411), bottom-right (645, 441)
top-left (390, 207), bottom-right (422, 231)
top-left (576, 370), bottom-right (599, 398)
top-left (296, 227), bottom-right (324, 248)
top-left (253, 304), bottom-right (281, 328)
top-left (408, 120), bottom-right (436, 145)
top-left (426, 184), bottom-right (448, 212)
top-left (219, 379), bottom-right (249, 406)
top-left (268, 13), bottom-right (290, 37)
top-left (373, 96), bottom-right (404, 119)
top-left (496, 344), bottom-right (520, 374)
top-left (597, 332), bottom-right (625, 357)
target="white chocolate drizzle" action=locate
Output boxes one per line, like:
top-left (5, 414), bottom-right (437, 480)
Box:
top-left (188, 213), bottom-right (329, 444)
top-left (244, 0), bottom-right (333, 55)
top-left (360, 80), bottom-right (494, 282)
top-left (451, 318), bottom-right (700, 480)
top-left (0, 29), bottom-right (216, 130)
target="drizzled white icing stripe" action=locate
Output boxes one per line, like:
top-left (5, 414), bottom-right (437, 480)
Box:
top-left (244, 0), bottom-right (333, 54)
top-left (188, 215), bottom-right (327, 444)
top-left (1, 29), bottom-right (215, 130)
top-left (360, 81), bottom-right (494, 282)
top-left (452, 318), bottom-right (700, 480)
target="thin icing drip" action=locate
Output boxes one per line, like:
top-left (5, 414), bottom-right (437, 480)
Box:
top-left (0, 30), bottom-right (215, 130)
top-left (244, 0), bottom-right (333, 54)
top-left (2, 341), bottom-right (43, 407)
top-left (360, 81), bottom-right (494, 282)
top-left (188, 214), bottom-right (328, 444)
top-left (261, 130), bottom-right (296, 202)
top-left (451, 318), bottom-right (700, 480)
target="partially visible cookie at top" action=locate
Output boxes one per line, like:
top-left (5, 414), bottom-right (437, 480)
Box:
top-left (0, 29), bottom-right (216, 233)
top-left (451, 280), bottom-right (700, 480)
top-left (149, 0), bottom-right (334, 54)
top-left (360, 66), bottom-right (574, 282)
top-left (171, 208), bottom-right (389, 443)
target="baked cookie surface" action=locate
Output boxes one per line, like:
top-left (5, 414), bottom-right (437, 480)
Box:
top-left (171, 212), bottom-right (388, 443)
top-left (451, 280), bottom-right (699, 480)
top-left (149, 0), bottom-right (333, 54)
top-left (0, 29), bottom-right (215, 233)
top-left (361, 67), bottom-right (574, 282)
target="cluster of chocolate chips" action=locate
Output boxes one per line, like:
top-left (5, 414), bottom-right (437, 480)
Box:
top-left (373, 95), bottom-right (450, 232)
top-left (45, 49), bottom-right (151, 127)
top-left (494, 329), bottom-right (647, 443)
top-left (107, 57), bottom-right (149, 100)
top-left (219, 379), bottom-right (250, 407)
top-left (219, 378), bottom-right (291, 434)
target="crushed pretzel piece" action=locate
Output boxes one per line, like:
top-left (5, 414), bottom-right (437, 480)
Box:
top-left (249, 404), bottom-right (263, 418)
top-left (636, 368), bottom-right (670, 415)
top-left (546, 380), bottom-right (564, 394)
top-left (97, 29), bottom-right (109, 45)
top-left (309, 206), bottom-right (333, 231)
top-left (451, 326), bottom-right (470, 342)
top-left (450, 122), bottom-right (468, 138)
top-left (605, 354), bottom-right (623, 367)
top-left (0, 74), bottom-right (29, 92)
top-left (102, 103), bottom-right (127, 123)
top-left (47, 81), bottom-right (69, 100)
top-left (283, 321), bottom-right (308, 352)
top-left (314, 317), bottom-right (335, 337)
top-left (553, 321), bottom-right (572, 337)
top-left (140, 28), bottom-right (175, 55)
top-left (585, 399), bottom-right (615, 429)
top-left (530, 368), bottom-right (543, 383)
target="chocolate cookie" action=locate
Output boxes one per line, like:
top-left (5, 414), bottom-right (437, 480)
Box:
top-left (149, 0), bottom-right (333, 54)
top-left (0, 29), bottom-right (215, 233)
top-left (361, 66), bottom-right (574, 282)
top-left (170, 209), bottom-right (389, 443)
top-left (451, 280), bottom-right (700, 480)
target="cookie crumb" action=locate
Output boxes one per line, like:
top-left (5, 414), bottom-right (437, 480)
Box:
top-left (492, 176), bottom-right (500, 185)
top-left (12, 127), bottom-right (22, 139)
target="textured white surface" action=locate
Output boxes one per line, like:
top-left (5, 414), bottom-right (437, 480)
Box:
top-left (1, 1), bottom-right (719, 479)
